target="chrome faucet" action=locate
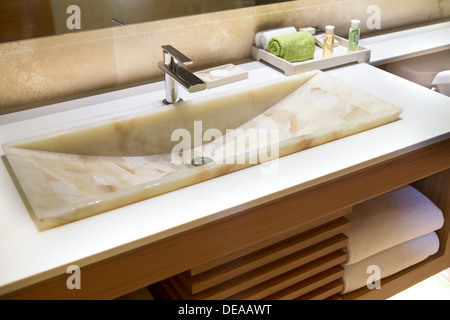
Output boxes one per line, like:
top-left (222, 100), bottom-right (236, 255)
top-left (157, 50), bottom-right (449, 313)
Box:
top-left (158, 45), bottom-right (207, 105)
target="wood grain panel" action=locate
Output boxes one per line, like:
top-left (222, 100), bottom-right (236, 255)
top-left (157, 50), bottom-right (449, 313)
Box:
top-left (228, 250), bottom-right (347, 300)
top-left (264, 266), bottom-right (344, 300)
top-left (326, 294), bottom-right (342, 300)
top-left (152, 249), bottom-right (347, 300)
top-left (190, 207), bottom-right (352, 276)
top-left (177, 235), bottom-right (348, 300)
top-left (187, 217), bottom-right (350, 293)
top-left (297, 280), bottom-right (344, 300)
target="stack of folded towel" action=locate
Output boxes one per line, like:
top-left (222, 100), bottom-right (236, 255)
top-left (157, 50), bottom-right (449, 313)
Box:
top-left (341, 185), bottom-right (444, 294)
top-left (255, 27), bottom-right (315, 63)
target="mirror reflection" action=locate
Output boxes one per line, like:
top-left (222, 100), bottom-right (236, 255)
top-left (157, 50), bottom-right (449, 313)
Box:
top-left (0, 0), bottom-right (292, 43)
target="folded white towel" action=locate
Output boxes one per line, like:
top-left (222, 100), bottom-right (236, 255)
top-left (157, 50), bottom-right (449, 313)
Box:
top-left (344, 185), bottom-right (443, 265)
top-left (341, 232), bottom-right (440, 294)
top-left (255, 27), bottom-right (297, 51)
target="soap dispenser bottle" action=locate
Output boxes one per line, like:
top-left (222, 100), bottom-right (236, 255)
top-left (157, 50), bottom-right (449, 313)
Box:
top-left (348, 19), bottom-right (360, 52)
top-left (323, 25), bottom-right (335, 58)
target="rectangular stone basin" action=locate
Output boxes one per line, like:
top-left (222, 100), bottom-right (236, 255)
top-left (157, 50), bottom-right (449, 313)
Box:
top-left (2, 71), bottom-right (403, 230)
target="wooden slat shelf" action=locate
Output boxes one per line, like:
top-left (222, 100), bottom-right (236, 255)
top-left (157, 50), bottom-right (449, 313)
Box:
top-left (175, 236), bottom-right (347, 300)
top-left (227, 250), bottom-right (347, 300)
top-left (297, 280), bottom-right (344, 300)
top-left (263, 266), bottom-right (344, 300)
top-left (151, 167), bottom-right (450, 301)
top-left (151, 216), bottom-right (350, 300)
top-left (190, 207), bottom-right (352, 276)
top-left (152, 250), bottom-right (347, 300)
top-left (187, 217), bottom-right (350, 293)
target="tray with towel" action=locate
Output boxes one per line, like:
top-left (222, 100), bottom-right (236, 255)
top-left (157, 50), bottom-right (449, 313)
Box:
top-left (252, 31), bottom-right (371, 76)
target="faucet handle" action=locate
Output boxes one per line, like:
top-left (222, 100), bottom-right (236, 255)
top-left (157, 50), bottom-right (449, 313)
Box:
top-left (162, 45), bottom-right (193, 66)
top-left (111, 17), bottom-right (130, 25)
top-left (159, 45), bottom-right (206, 104)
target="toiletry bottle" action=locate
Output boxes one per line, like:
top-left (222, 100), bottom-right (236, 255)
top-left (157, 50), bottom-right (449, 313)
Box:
top-left (348, 19), bottom-right (360, 52)
top-left (323, 25), bottom-right (335, 58)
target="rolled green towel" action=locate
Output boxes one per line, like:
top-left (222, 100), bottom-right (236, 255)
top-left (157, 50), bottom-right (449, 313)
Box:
top-left (268, 31), bottom-right (315, 63)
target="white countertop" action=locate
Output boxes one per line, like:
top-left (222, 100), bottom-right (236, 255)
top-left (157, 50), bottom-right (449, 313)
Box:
top-left (1, 22), bottom-right (450, 296)
top-left (360, 20), bottom-right (450, 65)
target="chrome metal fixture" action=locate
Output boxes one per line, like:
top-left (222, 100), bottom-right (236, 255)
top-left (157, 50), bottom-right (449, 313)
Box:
top-left (158, 45), bottom-right (206, 105)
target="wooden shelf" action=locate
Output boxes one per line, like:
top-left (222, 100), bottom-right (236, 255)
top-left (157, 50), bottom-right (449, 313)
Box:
top-left (297, 280), bottom-right (344, 300)
top-left (151, 217), bottom-right (349, 300)
top-left (342, 169), bottom-right (450, 300)
top-left (188, 217), bottom-right (350, 292)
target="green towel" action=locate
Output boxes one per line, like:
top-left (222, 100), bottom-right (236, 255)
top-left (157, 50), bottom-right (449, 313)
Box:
top-left (268, 31), bottom-right (315, 63)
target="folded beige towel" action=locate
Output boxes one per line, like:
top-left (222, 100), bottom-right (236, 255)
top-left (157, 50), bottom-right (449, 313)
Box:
top-left (341, 232), bottom-right (440, 294)
top-left (344, 185), bottom-right (443, 265)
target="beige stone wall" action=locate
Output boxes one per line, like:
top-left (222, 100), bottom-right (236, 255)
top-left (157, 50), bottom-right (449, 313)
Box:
top-left (1, 0), bottom-right (449, 111)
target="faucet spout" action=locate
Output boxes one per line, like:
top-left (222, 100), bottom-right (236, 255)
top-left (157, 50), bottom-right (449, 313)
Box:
top-left (158, 45), bottom-right (206, 105)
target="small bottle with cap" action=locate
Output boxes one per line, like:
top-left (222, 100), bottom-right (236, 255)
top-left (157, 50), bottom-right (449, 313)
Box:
top-left (323, 25), bottom-right (335, 58)
top-left (347, 19), bottom-right (360, 52)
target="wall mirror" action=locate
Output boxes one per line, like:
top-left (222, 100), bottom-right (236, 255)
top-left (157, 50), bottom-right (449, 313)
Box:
top-left (0, 0), bottom-right (292, 43)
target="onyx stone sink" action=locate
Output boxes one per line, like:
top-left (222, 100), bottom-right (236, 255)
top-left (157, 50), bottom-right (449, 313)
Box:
top-left (2, 71), bottom-right (403, 230)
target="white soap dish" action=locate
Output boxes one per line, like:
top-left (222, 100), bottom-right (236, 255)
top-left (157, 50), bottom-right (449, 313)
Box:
top-left (195, 64), bottom-right (248, 88)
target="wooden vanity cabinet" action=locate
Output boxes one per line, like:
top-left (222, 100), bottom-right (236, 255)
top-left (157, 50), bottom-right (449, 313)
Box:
top-left (2, 138), bottom-right (449, 300)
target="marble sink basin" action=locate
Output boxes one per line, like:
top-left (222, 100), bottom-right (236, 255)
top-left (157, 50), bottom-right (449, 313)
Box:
top-left (2, 71), bottom-right (402, 230)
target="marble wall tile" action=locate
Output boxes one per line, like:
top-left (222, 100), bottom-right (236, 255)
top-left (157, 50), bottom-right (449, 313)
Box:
top-left (111, 7), bottom-right (255, 81)
top-left (253, 0), bottom-right (446, 36)
top-left (0, 29), bottom-right (118, 109)
top-left (113, 10), bottom-right (254, 85)
top-left (370, 0), bottom-right (444, 31)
